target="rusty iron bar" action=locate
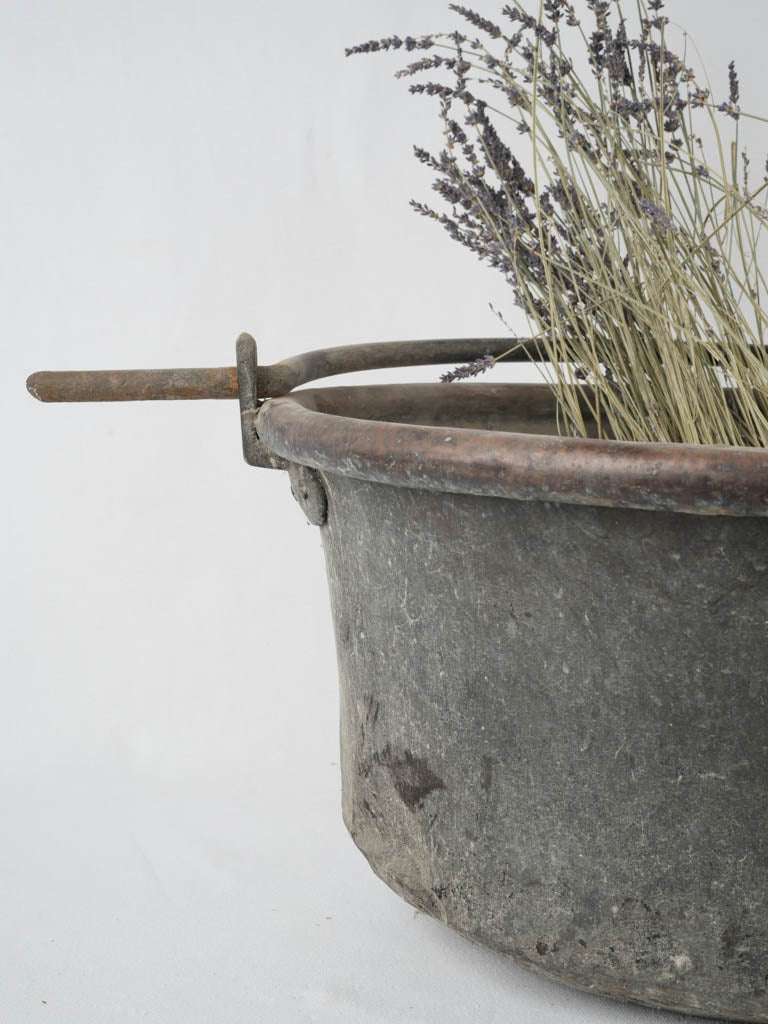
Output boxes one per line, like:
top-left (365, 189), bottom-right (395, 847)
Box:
top-left (26, 366), bottom-right (240, 403)
top-left (26, 336), bottom-right (543, 403)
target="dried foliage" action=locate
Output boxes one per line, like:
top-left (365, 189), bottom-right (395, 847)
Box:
top-left (348, 1), bottom-right (768, 446)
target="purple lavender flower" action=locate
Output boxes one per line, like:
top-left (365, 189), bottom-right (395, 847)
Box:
top-left (345, 35), bottom-right (433, 57)
top-left (502, 5), bottom-right (537, 31)
top-left (395, 56), bottom-right (444, 79)
top-left (543, 0), bottom-right (565, 22)
top-left (440, 354), bottom-right (496, 382)
top-left (718, 60), bottom-right (741, 119)
top-left (448, 4), bottom-right (503, 39)
top-left (638, 197), bottom-right (674, 232)
top-left (728, 60), bottom-right (740, 105)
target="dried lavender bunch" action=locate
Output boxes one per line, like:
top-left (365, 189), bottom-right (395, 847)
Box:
top-left (347, 1), bottom-right (768, 446)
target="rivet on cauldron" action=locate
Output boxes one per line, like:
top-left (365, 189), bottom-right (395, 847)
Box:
top-left (288, 462), bottom-right (328, 526)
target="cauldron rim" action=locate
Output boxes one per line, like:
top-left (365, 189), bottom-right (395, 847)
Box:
top-left (256, 381), bottom-right (768, 518)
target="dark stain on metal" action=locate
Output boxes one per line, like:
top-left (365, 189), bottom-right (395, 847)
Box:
top-left (480, 755), bottom-right (493, 793)
top-left (721, 918), bottom-right (751, 961)
top-left (375, 746), bottom-right (446, 811)
top-left (365, 694), bottom-right (380, 728)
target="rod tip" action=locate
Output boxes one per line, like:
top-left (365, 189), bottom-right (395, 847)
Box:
top-left (26, 372), bottom-right (46, 401)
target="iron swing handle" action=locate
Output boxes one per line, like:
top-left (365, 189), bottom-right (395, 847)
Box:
top-left (26, 334), bottom-right (540, 470)
top-left (26, 335), bottom-right (538, 404)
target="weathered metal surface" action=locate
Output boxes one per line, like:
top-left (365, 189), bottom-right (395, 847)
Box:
top-left (262, 381), bottom-right (768, 1019)
top-left (26, 366), bottom-right (240, 402)
top-left (257, 383), bottom-right (768, 518)
top-left (318, 469), bottom-right (768, 1022)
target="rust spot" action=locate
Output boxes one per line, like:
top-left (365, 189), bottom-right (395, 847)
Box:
top-left (377, 746), bottom-right (445, 811)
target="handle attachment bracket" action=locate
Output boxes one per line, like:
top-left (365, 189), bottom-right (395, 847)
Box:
top-left (235, 333), bottom-right (287, 470)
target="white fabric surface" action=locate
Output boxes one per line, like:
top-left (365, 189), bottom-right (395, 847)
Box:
top-left (3, 1), bottom-right (763, 1020)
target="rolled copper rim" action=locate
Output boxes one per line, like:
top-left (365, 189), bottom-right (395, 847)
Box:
top-left (256, 383), bottom-right (768, 518)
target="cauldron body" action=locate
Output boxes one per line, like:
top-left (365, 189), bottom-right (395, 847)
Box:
top-left (259, 382), bottom-right (768, 1023)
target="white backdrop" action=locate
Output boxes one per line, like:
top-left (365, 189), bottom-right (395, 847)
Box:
top-left (3, 2), bottom-right (766, 1021)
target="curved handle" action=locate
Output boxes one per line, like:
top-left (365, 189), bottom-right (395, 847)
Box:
top-left (260, 336), bottom-right (534, 397)
top-left (26, 334), bottom-right (543, 472)
top-left (27, 335), bottom-right (539, 403)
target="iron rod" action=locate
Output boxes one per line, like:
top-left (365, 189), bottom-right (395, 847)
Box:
top-left (26, 367), bottom-right (240, 403)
